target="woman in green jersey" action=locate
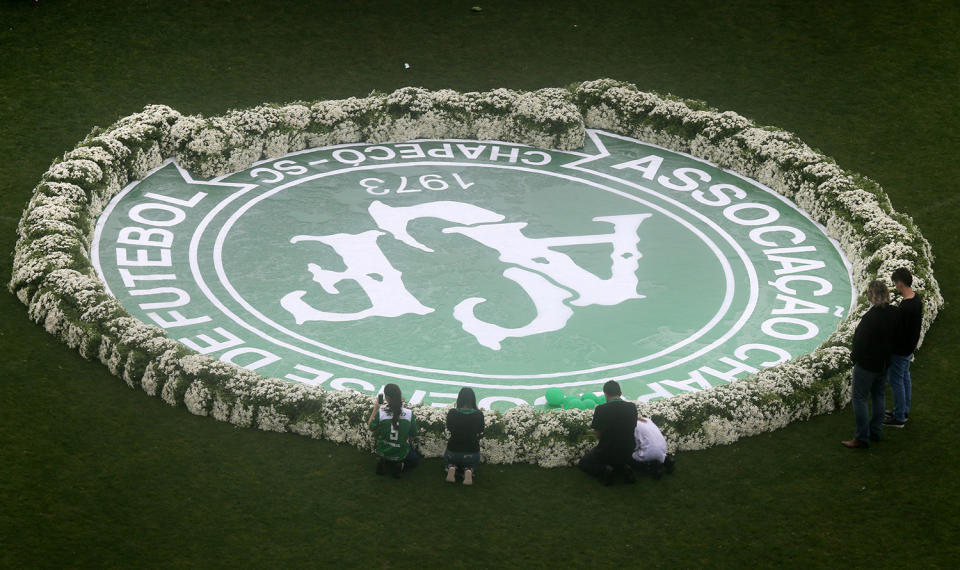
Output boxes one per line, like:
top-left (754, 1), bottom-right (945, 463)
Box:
top-left (369, 383), bottom-right (419, 478)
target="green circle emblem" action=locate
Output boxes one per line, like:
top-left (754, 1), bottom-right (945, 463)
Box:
top-left (93, 131), bottom-right (853, 409)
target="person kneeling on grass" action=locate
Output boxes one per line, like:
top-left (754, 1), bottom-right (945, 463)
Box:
top-left (369, 383), bottom-right (419, 478)
top-left (629, 416), bottom-right (676, 479)
top-left (578, 380), bottom-right (638, 485)
top-left (444, 387), bottom-right (485, 486)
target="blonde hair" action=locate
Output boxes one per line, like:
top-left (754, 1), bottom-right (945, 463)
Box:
top-left (866, 279), bottom-right (890, 307)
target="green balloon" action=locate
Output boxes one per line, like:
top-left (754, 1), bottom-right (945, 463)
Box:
top-left (545, 388), bottom-right (565, 407)
top-left (582, 399), bottom-right (597, 409)
top-left (563, 396), bottom-right (581, 409)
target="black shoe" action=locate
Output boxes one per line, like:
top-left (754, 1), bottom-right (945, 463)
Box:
top-left (376, 459), bottom-right (385, 475)
top-left (883, 417), bottom-right (906, 428)
top-left (664, 455), bottom-right (676, 475)
top-left (602, 465), bottom-right (615, 486)
top-left (390, 461), bottom-right (405, 478)
top-left (623, 465), bottom-right (637, 484)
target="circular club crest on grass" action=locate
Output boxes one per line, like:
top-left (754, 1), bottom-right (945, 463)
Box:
top-left (11, 80), bottom-right (941, 466)
top-left (91, 135), bottom-right (854, 408)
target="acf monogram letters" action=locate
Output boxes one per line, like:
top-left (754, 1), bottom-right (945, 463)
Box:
top-left (281, 200), bottom-right (650, 350)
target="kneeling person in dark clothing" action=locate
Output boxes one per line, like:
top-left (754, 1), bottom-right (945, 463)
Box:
top-left (579, 380), bottom-right (638, 485)
top-left (444, 387), bottom-right (485, 485)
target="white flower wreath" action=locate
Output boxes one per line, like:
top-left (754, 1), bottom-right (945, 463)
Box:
top-left (10, 79), bottom-right (942, 467)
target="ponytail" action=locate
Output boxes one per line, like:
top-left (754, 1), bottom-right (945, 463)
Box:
top-left (383, 383), bottom-right (403, 430)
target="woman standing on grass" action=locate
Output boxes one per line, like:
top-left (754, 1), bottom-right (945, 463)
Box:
top-left (444, 387), bottom-right (485, 485)
top-left (369, 383), bottom-right (419, 477)
top-left (842, 280), bottom-right (898, 449)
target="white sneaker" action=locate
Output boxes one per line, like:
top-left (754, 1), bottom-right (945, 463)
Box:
top-left (445, 465), bottom-right (457, 483)
top-left (463, 468), bottom-right (473, 486)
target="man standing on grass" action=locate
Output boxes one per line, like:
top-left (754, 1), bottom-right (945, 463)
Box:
top-left (579, 380), bottom-right (638, 484)
top-left (885, 268), bottom-right (923, 428)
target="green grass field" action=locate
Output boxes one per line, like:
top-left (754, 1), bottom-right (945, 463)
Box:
top-left (1, 0), bottom-right (958, 567)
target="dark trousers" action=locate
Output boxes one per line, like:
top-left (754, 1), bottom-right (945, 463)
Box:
top-left (444, 449), bottom-right (480, 471)
top-left (578, 445), bottom-right (631, 478)
top-left (852, 364), bottom-right (885, 444)
top-left (378, 447), bottom-right (420, 469)
top-left (401, 447), bottom-right (420, 469)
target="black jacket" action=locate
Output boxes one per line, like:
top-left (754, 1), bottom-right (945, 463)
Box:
top-left (851, 304), bottom-right (898, 373)
top-left (590, 398), bottom-right (638, 462)
top-left (446, 408), bottom-right (485, 453)
top-left (893, 295), bottom-right (923, 356)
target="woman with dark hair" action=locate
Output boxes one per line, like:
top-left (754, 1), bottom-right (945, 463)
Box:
top-left (444, 387), bottom-right (485, 485)
top-left (368, 383), bottom-right (419, 477)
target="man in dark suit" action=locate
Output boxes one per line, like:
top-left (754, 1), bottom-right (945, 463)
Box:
top-left (579, 380), bottom-right (638, 485)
